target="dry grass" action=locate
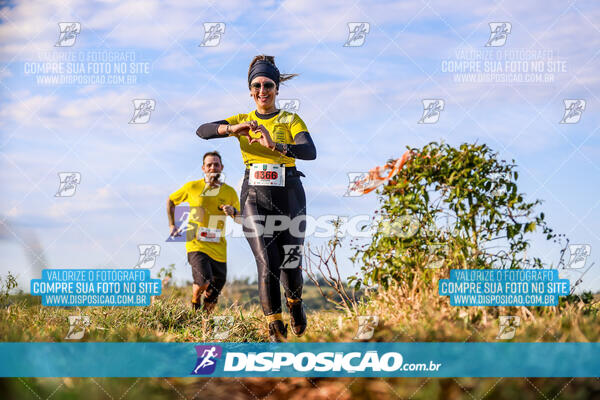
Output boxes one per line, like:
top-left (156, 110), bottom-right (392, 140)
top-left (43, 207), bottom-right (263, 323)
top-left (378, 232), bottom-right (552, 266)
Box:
top-left (2, 273), bottom-right (597, 343)
top-left (1, 276), bottom-right (598, 399)
top-left (359, 272), bottom-right (599, 342)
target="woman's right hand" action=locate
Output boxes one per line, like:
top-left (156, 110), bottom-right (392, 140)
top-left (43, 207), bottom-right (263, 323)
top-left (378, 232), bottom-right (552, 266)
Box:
top-left (229, 121), bottom-right (258, 137)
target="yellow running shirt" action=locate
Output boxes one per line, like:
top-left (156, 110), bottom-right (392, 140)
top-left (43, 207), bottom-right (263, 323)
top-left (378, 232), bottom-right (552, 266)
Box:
top-left (169, 179), bottom-right (240, 262)
top-left (225, 110), bottom-right (309, 167)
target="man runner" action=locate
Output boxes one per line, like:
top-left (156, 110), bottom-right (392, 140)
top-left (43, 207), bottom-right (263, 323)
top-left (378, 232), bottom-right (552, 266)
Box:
top-left (167, 151), bottom-right (240, 314)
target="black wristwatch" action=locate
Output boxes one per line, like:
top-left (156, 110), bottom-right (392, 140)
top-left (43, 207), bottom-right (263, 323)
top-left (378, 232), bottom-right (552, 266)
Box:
top-left (275, 143), bottom-right (288, 155)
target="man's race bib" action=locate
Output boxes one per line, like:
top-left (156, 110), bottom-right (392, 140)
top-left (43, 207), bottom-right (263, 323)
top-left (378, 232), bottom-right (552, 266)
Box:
top-left (196, 227), bottom-right (222, 243)
top-left (249, 163), bottom-right (285, 187)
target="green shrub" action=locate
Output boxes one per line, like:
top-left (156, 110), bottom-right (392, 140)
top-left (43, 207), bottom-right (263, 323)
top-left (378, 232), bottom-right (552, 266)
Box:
top-left (351, 142), bottom-right (564, 289)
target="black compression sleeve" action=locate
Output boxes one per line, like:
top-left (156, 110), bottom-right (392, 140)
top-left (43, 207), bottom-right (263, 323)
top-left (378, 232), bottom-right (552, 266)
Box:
top-left (196, 120), bottom-right (229, 139)
top-left (286, 132), bottom-right (317, 160)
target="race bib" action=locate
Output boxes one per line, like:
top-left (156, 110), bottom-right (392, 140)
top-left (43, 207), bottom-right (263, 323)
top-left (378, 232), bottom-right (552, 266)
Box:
top-left (249, 164), bottom-right (285, 187)
top-left (196, 227), bottom-right (222, 243)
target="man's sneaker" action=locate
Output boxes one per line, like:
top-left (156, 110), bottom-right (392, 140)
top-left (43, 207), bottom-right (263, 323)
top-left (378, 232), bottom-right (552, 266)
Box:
top-left (286, 298), bottom-right (307, 336)
top-left (268, 320), bottom-right (288, 342)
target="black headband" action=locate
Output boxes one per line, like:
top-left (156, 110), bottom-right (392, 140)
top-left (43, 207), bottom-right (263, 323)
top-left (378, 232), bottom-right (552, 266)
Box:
top-left (248, 60), bottom-right (280, 89)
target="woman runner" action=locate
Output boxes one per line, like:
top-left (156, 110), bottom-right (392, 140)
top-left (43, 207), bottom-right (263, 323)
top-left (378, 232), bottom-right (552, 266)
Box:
top-left (196, 55), bottom-right (317, 342)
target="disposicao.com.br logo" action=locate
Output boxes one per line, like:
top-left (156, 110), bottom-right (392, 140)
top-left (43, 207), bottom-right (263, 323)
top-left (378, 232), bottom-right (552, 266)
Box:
top-left (191, 345), bottom-right (222, 375)
top-left (191, 346), bottom-right (442, 375)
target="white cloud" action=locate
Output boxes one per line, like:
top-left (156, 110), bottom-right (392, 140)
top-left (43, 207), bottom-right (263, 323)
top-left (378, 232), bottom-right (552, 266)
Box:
top-left (152, 50), bottom-right (197, 71)
top-left (0, 67), bottom-right (12, 81)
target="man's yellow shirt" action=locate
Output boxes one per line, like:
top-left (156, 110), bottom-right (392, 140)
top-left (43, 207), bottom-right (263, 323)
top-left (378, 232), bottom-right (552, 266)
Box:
top-left (169, 179), bottom-right (240, 262)
top-left (225, 110), bottom-right (309, 167)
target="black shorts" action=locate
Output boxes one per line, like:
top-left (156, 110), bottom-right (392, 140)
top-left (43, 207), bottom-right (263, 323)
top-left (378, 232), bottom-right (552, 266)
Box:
top-left (187, 251), bottom-right (227, 303)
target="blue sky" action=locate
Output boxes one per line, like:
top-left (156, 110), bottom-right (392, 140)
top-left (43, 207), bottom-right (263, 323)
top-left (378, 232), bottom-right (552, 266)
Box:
top-left (0, 0), bottom-right (599, 292)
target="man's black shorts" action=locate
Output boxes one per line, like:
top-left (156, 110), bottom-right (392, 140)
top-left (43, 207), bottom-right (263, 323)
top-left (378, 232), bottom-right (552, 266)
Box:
top-left (187, 251), bottom-right (227, 303)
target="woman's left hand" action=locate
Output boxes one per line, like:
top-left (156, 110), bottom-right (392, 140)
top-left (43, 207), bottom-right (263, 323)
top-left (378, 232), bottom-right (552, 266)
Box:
top-left (249, 124), bottom-right (276, 150)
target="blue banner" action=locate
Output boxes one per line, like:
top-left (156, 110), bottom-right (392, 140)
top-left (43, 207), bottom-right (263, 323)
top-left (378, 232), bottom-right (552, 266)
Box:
top-left (30, 269), bottom-right (162, 306)
top-left (439, 269), bottom-right (570, 306)
top-left (0, 342), bottom-right (598, 377)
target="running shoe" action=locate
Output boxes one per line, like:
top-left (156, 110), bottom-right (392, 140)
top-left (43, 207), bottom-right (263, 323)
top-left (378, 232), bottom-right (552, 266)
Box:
top-left (286, 298), bottom-right (307, 336)
top-left (268, 320), bottom-right (288, 342)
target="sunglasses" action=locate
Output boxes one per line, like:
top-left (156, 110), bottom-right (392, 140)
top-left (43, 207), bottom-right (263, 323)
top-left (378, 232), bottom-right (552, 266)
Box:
top-left (250, 81), bottom-right (276, 90)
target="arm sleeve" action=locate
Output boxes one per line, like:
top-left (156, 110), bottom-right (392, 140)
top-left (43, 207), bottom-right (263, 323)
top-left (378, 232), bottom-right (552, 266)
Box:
top-left (286, 131), bottom-right (317, 160)
top-left (169, 183), bottom-right (189, 206)
top-left (195, 119), bottom-right (229, 139)
top-left (285, 113), bottom-right (316, 160)
top-left (195, 114), bottom-right (240, 139)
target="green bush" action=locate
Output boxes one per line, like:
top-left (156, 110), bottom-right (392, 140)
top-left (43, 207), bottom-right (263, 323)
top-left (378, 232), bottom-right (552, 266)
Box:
top-left (0, 271), bottom-right (18, 306)
top-left (351, 142), bottom-right (563, 289)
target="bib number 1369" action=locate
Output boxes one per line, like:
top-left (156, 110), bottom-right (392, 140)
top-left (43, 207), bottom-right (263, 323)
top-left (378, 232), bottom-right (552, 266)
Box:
top-left (249, 164), bottom-right (285, 187)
